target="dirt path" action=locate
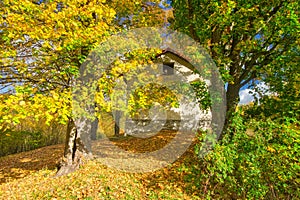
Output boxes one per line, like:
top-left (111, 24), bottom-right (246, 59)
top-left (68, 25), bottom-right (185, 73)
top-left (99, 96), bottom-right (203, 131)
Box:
top-left (93, 130), bottom-right (195, 172)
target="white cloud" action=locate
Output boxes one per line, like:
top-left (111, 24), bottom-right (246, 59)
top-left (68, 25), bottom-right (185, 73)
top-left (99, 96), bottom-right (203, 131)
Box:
top-left (238, 82), bottom-right (273, 105)
top-left (239, 89), bottom-right (255, 105)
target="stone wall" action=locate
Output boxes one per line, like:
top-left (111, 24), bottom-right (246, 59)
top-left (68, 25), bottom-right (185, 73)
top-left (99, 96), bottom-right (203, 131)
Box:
top-left (125, 118), bottom-right (211, 135)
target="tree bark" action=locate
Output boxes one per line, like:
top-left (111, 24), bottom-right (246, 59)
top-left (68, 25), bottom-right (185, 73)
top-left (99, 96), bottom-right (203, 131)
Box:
top-left (55, 117), bottom-right (93, 177)
top-left (114, 110), bottom-right (121, 137)
top-left (209, 68), bottom-right (227, 141)
top-left (218, 82), bottom-right (241, 142)
top-left (91, 118), bottom-right (98, 140)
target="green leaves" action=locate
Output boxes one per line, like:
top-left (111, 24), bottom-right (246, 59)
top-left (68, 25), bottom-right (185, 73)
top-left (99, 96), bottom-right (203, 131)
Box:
top-left (194, 110), bottom-right (300, 199)
top-left (172, 0), bottom-right (300, 121)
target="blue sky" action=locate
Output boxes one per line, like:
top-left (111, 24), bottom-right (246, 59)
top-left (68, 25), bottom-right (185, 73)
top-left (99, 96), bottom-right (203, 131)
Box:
top-left (239, 82), bottom-right (271, 105)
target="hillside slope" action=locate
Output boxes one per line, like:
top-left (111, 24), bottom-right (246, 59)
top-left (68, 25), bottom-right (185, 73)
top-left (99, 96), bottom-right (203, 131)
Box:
top-left (0, 131), bottom-right (200, 199)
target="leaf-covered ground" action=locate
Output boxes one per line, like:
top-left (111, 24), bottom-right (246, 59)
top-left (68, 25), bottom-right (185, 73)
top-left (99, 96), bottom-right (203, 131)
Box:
top-left (0, 131), bottom-right (202, 199)
top-left (0, 144), bottom-right (64, 184)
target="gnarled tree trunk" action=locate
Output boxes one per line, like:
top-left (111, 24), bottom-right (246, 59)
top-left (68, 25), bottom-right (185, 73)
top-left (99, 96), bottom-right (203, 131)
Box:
top-left (56, 117), bottom-right (93, 177)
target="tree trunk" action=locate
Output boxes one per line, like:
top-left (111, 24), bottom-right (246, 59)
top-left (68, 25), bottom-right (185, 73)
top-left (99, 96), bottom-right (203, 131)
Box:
top-left (218, 83), bottom-right (241, 142)
top-left (91, 118), bottom-right (98, 140)
top-left (114, 110), bottom-right (121, 137)
top-left (55, 118), bottom-right (93, 177)
top-left (209, 67), bottom-right (227, 141)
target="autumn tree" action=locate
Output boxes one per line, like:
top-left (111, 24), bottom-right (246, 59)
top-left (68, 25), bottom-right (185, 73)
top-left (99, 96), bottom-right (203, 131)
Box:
top-left (0, 0), bottom-right (164, 175)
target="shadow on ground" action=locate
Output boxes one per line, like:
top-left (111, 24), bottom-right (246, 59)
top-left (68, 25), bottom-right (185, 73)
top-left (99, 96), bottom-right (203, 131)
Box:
top-left (0, 129), bottom-right (201, 198)
top-left (0, 144), bottom-right (64, 184)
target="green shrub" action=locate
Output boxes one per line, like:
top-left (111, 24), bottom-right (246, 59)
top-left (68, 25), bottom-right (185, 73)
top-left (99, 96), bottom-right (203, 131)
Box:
top-left (194, 111), bottom-right (300, 199)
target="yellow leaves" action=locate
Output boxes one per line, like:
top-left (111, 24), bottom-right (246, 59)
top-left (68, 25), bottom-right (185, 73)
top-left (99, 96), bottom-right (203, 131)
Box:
top-left (0, 128), bottom-right (199, 199)
top-left (0, 87), bottom-right (72, 129)
top-left (55, 45), bottom-right (63, 51)
top-left (50, 91), bottom-right (59, 101)
top-left (107, 8), bottom-right (116, 18)
top-left (2, 0), bottom-right (116, 51)
top-left (19, 101), bottom-right (26, 106)
top-left (42, 41), bottom-right (52, 49)
top-left (267, 146), bottom-right (276, 153)
top-left (7, 31), bottom-right (15, 39)
top-left (57, 21), bottom-right (65, 29)
top-left (71, 21), bottom-right (79, 28)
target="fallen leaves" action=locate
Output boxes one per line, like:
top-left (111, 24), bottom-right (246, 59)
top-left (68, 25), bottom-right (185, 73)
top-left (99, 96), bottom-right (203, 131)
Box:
top-left (0, 144), bottom-right (64, 184)
top-left (0, 130), bottom-right (202, 199)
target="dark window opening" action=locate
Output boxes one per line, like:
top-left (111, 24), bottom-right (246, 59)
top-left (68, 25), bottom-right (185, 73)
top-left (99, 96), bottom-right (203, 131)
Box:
top-left (163, 62), bottom-right (174, 75)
